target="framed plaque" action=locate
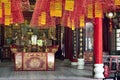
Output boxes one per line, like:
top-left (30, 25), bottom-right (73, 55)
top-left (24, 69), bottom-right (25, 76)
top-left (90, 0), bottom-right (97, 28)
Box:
top-left (4, 27), bottom-right (12, 38)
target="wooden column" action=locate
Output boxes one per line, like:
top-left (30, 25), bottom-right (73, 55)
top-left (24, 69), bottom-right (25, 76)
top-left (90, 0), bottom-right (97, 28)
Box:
top-left (94, 18), bottom-right (104, 78)
top-left (71, 29), bottom-right (78, 66)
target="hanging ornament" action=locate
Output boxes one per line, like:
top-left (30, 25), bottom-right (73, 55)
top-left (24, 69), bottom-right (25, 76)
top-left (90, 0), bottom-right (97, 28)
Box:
top-left (39, 11), bottom-right (46, 25)
top-left (1, 0), bottom-right (9, 3)
top-left (5, 15), bottom-right (10, 25)
top-left (73, 0), bottom-right (80, 28)
top-left (87, 4), bottom-right (93, 19)
top-left (38, 15), bottom-right (41, 26)
top-left (0, 2), bottom-right (4, 24)
top-left (30, 0), bottom-right (49, 27)
top-left (115, 0), bottom-right (120, 6)
top-left (79, 14), bottom-right (85, 28)
top-left (67, 16), bottom-right (70, 27)
top-left (50, 0), bottom-right (55, 17)
top-left (61, 11), bottom-right (68, 27)
top-left (0, 2), bottom-right (2, 18)
top-left (72, 19), bottom-right (75, 30)
top-left (4, 2), bottom-right (11, 16)
top-left (54, 0), bottom-right (62, 17)
top-left (50, 0), bottom-right (62, 17)
top-left (65, 0), bottom-right (74, 11)
top-left (95, 2), bottom-right (103, 18)
top-left (11, 0), bottom-right (24, 24)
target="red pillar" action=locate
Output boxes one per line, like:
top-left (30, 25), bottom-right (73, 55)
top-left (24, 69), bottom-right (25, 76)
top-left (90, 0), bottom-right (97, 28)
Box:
top-left (94, 18), bottom-right (104, 78)
top-left (94, 18), bottom-right (103, 64)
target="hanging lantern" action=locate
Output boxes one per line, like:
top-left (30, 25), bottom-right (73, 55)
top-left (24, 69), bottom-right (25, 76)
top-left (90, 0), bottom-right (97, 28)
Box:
top-left (106, 12), bottom-right (116, 19)
top-left (106, 12), bottom-right (116, 32)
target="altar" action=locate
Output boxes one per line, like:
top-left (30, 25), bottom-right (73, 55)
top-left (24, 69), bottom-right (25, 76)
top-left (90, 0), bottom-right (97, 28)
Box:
top-left (14, 52), bottom-right (55, 71)
top-left (9, 26), bottom-right (58, 71)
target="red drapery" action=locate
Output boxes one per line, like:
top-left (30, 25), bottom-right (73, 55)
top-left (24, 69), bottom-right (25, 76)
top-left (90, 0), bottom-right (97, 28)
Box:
top-left (0, 0), bottom-right (118, 26)
top-left (30, 0), bottom-right (50, 27)
top-left (11, 0), bottom-right (24, 24)
top-left (30, 0), bottom-right (118, 28)
top-left (21, 0), bottom-right (30, 11)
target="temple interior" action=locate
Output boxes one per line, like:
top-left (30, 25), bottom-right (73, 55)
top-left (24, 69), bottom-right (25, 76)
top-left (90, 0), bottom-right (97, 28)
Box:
top-left (1, 0), bottom-right (120, 80)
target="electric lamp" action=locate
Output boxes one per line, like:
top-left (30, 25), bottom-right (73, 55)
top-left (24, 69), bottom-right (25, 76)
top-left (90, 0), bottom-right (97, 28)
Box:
top-left (15, 23), bottom-right (18, 26)
top-left (106, 12), bottom-right (116, 19)
top-left (106, 12), bottom-right (116, 32)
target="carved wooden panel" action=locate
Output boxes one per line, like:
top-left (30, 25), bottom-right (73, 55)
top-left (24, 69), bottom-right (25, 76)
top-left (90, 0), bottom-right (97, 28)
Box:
top-left (14, 52), bottom-right (55, 71)
top-left (1, 46), bottom-right (12, 61)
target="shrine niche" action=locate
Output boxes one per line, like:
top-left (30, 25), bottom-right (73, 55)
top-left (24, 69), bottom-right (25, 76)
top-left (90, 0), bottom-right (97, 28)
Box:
top-left (4, 26), bottom-right (12, 45)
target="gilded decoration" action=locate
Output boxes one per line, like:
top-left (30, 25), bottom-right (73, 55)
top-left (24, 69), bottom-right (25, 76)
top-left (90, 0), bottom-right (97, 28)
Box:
top-left (47, 53), bottom-right (54, 70)
top-left (23, 53), bottom-right (47, 70)
top-left (29, 58), bottom-right (40, 68)
top-left (15, 52), bottom-right (55, 70)
top-left (15, 53), bottom-right (22, 70)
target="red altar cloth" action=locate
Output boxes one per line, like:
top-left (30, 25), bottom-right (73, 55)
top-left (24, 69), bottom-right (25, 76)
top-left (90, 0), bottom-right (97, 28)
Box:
top-left (14, 52), bottom-right (55, 71)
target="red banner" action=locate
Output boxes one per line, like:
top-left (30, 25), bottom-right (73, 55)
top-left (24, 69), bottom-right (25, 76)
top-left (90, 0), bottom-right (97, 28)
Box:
top-left (29, 0), bottom-right (117, 27)
top-left (0, 3), bottom-right (4, 24)
top-left (30, 0), bottom-right (49, 27)
top-left (11, 0), bottom-right (24, 24)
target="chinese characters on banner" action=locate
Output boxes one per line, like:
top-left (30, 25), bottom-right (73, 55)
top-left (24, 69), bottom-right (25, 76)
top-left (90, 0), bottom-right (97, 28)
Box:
top-left (95, 2), bottom-right (103, 18)
top-left (79, 14), bottom-right (85, 28)
top-left (115, 0), bottom-right (120, 6)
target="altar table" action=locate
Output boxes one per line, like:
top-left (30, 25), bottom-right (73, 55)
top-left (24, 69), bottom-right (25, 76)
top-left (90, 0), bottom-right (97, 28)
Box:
top-left (14, 52), bottom-right (55, 71)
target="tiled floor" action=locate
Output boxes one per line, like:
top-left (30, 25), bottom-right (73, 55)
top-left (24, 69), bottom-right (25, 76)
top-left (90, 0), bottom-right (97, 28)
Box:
top-left (0, 59), bottom-right (100, 80)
